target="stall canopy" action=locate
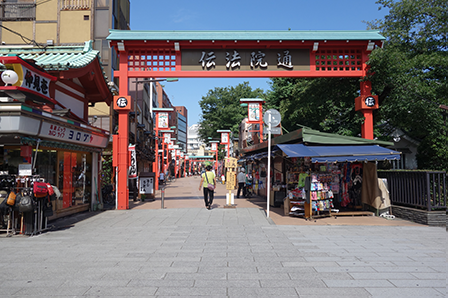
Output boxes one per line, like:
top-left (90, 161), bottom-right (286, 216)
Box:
top-left (276, 144), bottom-right (401, 163)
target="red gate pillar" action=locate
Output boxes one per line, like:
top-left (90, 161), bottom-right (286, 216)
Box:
top-left (113, 95), bottom-right (131, 210)
top-left (355, 81), bottom-right (378, 140)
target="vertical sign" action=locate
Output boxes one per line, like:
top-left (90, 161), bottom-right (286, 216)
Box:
top-left (158, 112), bottom-right (169, 129)
top-left (248, 103), bottom-right (260, 122)
top-left (211, 142), bottom-right (217, 151)
top-left (221, 132), bottom-right (228, 144)
top-left (128, 144), bottom-right (137, 178)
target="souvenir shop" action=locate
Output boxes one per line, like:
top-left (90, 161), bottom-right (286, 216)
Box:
top-left (239, 129), bottom-right (400, 219)
top-left (0, 103), bottom-right (109, 235)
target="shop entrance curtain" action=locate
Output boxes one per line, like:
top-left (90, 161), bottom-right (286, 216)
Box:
top-left (276, 144), bottom-right (401, 162)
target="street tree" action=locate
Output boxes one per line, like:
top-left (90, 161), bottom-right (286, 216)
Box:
top-left (366, 0), bottom-right (448, 171)
top-left (197, 82), bottom-right (265, 143)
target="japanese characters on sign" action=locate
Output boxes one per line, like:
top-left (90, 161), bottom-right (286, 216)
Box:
top-left (139, 177), bottom-right (154, 194)
top-left (211, 143), bottom-right (217, 151)
top-left (182, 49), bottom-right (309, 71)
top-left (248, 103), bottom-right (260, 122)
top-left (158, 112), bottom-right (169, 129)
top-left (128, 145), bottom-right (137, 179)
top-left (164, 133), bottom-right (171, 144)
top-left (225, 157), bottom-right (238, 168)
top-left (221, 133), bottom-right (229, 144)
top-left (39, 122), bottom-right (108, 147)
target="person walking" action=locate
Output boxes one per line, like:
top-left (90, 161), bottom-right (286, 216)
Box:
top-left (236, 167), bottom-right (246, 198)
top-left (199, 165), bottom-right (216, 209)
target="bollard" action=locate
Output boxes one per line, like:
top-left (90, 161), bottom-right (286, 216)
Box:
top-left (161, 187), bottom-right (165, 209)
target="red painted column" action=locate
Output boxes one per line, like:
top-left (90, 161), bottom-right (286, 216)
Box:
top-left (116, 50), bottom-right (130, 210)
top-left (355, 80), bottom-right (378, 140)
top-left (153, 126), bottom-right (159, 191)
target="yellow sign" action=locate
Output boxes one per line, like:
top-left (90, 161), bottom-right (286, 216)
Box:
top-left (225, 157), bottom-right (237, 168)
top-left (226, 171), bottom-right (236, 190)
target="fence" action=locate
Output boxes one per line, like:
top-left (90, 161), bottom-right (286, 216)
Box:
top-left (0, 3), bottom-right (35, 21)
top-left (378, 170), bottom-right (448, 211)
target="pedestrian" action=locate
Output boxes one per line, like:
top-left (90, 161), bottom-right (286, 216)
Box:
top-left (221, 174), bottom-right (225, 184)
top-left (159, 171), bottom-right (165, 186)
top-left (199, 165), bottom-right (216, 209)
top-left (236, 167), bottom-right (246, 198)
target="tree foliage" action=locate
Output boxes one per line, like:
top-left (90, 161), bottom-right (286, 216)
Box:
top-left (266, 77), bottom-right (367, 137)
top-left (197, 82), bottom-right (265, 143)
top-left (366, 0), bottom-right (448, 171)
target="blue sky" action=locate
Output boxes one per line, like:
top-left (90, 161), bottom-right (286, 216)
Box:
top-left (129, 0), bottom-right (389, 126)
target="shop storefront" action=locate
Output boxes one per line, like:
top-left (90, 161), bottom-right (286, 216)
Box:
top-left (239, 128), bottom-right (400, 218)
top-left (0, 103), bottom-right (109, 221)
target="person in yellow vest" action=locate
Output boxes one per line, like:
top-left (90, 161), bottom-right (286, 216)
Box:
top-left (198, 165), bottom-right (216, 209)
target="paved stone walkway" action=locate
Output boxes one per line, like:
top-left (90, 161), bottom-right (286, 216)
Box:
top-left (0, 176), bottom-right (446, 297)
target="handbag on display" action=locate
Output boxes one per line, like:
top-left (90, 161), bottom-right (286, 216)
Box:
top-left (18, 195), bottom-right (33, 213)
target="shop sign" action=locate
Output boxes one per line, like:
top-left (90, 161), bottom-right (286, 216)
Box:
top-left (158, 112), bottom-right (169, 129)
top-left (225, 157), bottom-right (237, 168)
top-left (182, 49), bottom-right (309, 71)
top-left (139, 176), bottom-right (154, 194)
top-left (211, 143), bottom-right (217, 151)
top-left (39, 121), bottom-right (108, 147)
top-left (1, 56), bottom-right (57, 101)
top-left (128, 145), bottom-right (137, 179)
top-left (226, 171), bottom-right (236, 190)
top-left (18, 164), bottom-right (32, 176)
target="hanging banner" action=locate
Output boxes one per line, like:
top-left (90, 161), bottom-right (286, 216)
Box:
top-left (128, 144), bottom-right (137, 178)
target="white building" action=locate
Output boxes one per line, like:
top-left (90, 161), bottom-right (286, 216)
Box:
top-left (187, 124), bottom-right (206, 156)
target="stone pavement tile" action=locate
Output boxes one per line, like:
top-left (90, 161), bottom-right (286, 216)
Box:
top-left (289, 272), bottom-right (353, 280)
top-left (314, 266), bottom-right (377, 273)
top-left (227, 287), bottom-right (298, 297)
top-left (295, 287), bottom-right (372, 297)
top-left (389, 279), bottom-right (448, 288)
top-left (228, 272), bottom-right (290, 280)
top-left (256, 266), bottom-right (315, 273)
top-left (260, 279), bottom-right (327, 288)
top-left (349, 272), bottom-right (417, 280)
top-left (323, 279), bottom-right (395, 287)
top-left (84, 286), bottom-right (158, 296)
top-left (373, 266), bottom-right (444, 273)
top-left (366, 287), bottom-right (446, 298)
top-left (411, 272), bottom-right (448, 279)
top-left (15, 286), bottom-right (90, 296)
top-left (194, 280), bottom-right (261, 287)
top-left (164, 272), bottom-right (227, 280)
top-left (127, 279), bottom-right (194, 287)
top-left (155, 287), bottom-right (227, 296)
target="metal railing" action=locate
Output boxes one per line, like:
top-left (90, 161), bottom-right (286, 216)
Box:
top-left (61, 0), bottom-right (91, 10)
top-left (378, 170), bottom-right (448, 211)
top-left (0, 3), bottom-right (35, 21)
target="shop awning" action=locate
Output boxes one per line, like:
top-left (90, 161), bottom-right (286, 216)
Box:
top-left (276, 144), bottom-right (401, 163)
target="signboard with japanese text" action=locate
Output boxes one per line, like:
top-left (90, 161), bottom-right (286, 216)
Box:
top-left (139, 176), bottom-right (154, 194)
top-left (128, 145), bottom-right (137, 178)
top-left (248, 103), bottom-right (260, 122)
top-left (225, 157), bottom-right (237, 168)
top-left (182, 49), bottom-right (309, 71)
top-left (158, 112), bottom-right (169, 129)
top-left (226, 171), bottom-right (236, 190)
top-left (164, 133), bottom-right (171, 143)
top-left (39, 121), bottom-right (109, 147)
top-left (211, 142), bottom-right (217, 151)
top-left (221, 133), bottom-right (229, 144)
